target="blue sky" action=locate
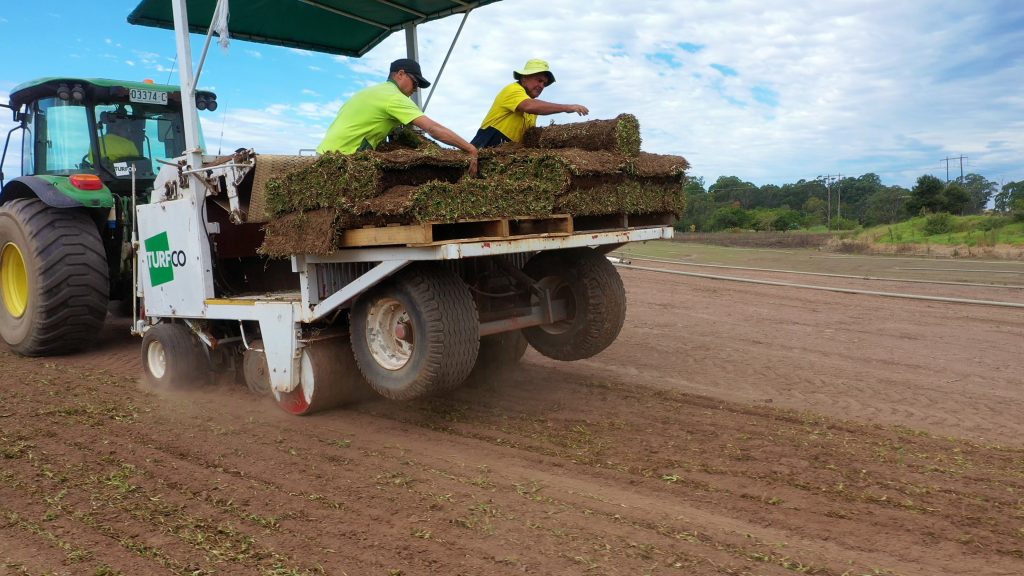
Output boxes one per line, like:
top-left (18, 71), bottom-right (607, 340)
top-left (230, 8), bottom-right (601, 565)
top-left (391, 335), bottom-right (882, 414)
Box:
top-left (2, 0), bottom-right (1022, 191)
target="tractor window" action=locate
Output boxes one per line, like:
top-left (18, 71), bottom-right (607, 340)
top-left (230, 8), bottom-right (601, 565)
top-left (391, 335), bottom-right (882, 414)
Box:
top-left (92, 103), bottom-right (198, 179)
top-left (33, 98), bottom-right (91, 175)
top-left (20, 117), bottom-right (33, 176)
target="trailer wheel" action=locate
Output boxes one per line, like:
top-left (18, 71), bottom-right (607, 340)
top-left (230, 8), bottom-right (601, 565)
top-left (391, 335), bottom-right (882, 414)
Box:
top-left (482, 330), bottom-right (528, 366)
top-left (522, 248), bottom-right (626, 361)
top-left (467, 330), bottom-right (529, 385)
top-left (273, 337), bottom-right (374, 415)
top-left (0, 198), bottom-right (109, 356)
top-left (350, 264), bottom-right (479, 400)
top-left (242, 339), bottom-right (272, 396)
top-left (141, 323), bottom-right (208, 389)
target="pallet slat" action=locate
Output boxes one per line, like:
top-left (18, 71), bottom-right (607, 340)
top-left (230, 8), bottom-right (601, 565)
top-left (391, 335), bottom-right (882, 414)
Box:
top-left (339, 223), bottom-right (431, 247)
top-left (336, 213), bottom-right (670, 247)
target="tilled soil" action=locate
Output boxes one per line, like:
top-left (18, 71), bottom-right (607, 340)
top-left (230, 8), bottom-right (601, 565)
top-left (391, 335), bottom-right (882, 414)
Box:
top-left (1, 258), bottom-right (1023, 575)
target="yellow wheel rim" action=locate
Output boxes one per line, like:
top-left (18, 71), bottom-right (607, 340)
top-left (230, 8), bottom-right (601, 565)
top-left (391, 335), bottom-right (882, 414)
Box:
top-left (1, 242), bottom-right (28, 318)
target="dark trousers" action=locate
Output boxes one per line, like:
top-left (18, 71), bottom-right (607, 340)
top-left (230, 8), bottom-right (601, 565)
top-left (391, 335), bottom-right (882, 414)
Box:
top-left (470, 127), bottom-right (512, 149)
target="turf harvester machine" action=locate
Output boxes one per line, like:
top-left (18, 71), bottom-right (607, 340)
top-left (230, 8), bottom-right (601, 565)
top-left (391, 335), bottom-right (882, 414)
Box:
top-left (0, 0), bottom-right (675, 415)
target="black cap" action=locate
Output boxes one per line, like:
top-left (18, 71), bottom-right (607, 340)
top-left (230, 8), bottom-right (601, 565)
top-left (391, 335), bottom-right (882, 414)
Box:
top-left (389, 58), bottom-right (431, 88)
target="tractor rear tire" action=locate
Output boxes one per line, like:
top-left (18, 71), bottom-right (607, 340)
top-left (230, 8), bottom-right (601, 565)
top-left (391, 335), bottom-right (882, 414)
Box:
top-left (522, 248), bottom-right (626, 361)
top-left (141, 323), bottom-right (209, 389)
top-left (350, 264), bottom-right (479, 401)
top-left (0, 198), bottom-right (109, 356)
top-left (272, 337), bottom-right (375, 416)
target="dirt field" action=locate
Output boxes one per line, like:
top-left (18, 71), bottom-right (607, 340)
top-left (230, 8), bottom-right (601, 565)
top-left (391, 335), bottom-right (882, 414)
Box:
top-left (2, 243), bottom-right (1023, 575)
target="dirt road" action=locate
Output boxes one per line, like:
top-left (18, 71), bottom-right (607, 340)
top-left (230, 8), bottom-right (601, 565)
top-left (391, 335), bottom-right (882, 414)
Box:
top-left (2, 249), bottom-right (1022, 575)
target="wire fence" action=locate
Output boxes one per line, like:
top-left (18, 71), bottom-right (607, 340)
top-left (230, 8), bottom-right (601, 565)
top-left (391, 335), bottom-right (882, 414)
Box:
top-left (669, 231), bottom-right (846, 249)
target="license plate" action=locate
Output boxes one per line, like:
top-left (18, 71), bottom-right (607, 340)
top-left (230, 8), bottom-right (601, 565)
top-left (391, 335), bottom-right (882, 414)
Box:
top-left (129, 88), bottom-right (168, 105)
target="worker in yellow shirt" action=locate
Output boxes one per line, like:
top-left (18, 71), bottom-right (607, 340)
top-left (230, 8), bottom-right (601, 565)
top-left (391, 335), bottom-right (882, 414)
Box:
top-left (318, 58), bottom-right (478, 175)
top-left (471, 59), bottom-right (589, 149)
top-left (89, 116), bottom-right (140, 164)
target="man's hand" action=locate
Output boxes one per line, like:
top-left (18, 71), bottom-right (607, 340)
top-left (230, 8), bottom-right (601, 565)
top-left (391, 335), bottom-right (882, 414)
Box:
top-left (412, 116), bottom-right (479, 176)
top-left (569, 104), bottom-right (590, 116)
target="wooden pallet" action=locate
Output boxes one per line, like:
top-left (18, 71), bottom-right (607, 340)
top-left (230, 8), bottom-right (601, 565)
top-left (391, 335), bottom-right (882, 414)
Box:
top-left (337, 212), bottom-right (675, 248)
top-left (338, 214), bottom-right (574, 247)
top-left (572, 212), bottom-right (675, 232)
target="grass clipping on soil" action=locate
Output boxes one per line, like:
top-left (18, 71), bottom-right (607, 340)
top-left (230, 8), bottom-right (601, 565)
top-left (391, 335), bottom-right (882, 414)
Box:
top-left (260, 115), bottom-right (687, 256)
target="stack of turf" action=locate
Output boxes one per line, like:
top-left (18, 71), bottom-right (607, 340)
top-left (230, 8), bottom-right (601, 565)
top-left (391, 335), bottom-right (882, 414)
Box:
top-left (259, 114), bottom-right (688, 256)
top-left (522, 113), bottom-right (642, 155)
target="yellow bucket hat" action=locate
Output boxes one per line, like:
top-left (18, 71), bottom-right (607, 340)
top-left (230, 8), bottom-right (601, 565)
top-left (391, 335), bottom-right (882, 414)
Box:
top-left (513, 59), bottom-right (556, 85)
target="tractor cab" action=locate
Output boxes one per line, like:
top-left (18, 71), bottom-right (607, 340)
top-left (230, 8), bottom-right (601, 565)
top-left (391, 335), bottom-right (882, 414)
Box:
top-left (3, 77), bottom-right (215, 193)
top-left (0, 78), bottom-right (219, 357)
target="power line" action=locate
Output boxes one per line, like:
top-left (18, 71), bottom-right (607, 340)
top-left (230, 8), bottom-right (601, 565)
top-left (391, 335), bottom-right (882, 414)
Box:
top-left (940, 155), bottom-right (967, 183)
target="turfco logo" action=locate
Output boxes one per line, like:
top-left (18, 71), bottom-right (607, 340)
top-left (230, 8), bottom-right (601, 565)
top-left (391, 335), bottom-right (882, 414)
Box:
top-left (144, 232), bottom-right (187, 287)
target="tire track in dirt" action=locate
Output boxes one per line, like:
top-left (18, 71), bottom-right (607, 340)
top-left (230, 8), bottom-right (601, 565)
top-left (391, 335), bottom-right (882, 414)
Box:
top-left (566, 268), bottom-right (1024, 446)
top-left (2, 266), bottom-right (1023, 575)
top-left (7, 350), bottom-right (1024, 575)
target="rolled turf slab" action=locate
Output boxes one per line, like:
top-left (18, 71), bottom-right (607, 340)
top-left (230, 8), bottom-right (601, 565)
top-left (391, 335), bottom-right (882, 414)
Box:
top-left (522, 113), bottom-right (641, 156)
top-left (263, 148), bottom-right (469, 217)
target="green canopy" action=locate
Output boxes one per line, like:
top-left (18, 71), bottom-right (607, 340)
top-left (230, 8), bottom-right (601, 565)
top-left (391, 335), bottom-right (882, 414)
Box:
top-left (128, 0), bottom-right (502, 57)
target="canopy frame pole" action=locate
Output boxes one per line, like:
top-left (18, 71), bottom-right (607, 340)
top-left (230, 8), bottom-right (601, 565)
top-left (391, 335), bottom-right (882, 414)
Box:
top-left (422, 9), bottom-right (470, 113)
top-left (170, 0), bottom-right (204, 166)
top-left (404, 23), bottom-right (421, 107)
top-left (190, 0), bottom-right (227, 95)
top-left (299, 0), bottom-right (390, 29)
top-left (168, 0), bottom-right (217, 301)
top-left (370, 0), bottom-right (427, 18)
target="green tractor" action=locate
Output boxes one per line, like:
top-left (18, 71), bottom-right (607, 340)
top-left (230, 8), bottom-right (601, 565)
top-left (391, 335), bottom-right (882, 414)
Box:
top-left (0, 78), bottom-right (217, 356)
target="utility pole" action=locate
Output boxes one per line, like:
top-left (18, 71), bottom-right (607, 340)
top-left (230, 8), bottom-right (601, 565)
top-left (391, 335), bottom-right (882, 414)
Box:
top-left (836, 174), bottom-right (843, 219)
top-left (940, 156), bottom-right (967, 183)
top-left (819, 174), bottom-right (842, 225)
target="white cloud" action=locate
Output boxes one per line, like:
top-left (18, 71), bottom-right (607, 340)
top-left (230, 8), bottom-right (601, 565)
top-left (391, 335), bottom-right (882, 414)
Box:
top-left (245, 49), bottom-right (262, 59)
top-left (201, 107), bottom-right (331, 155)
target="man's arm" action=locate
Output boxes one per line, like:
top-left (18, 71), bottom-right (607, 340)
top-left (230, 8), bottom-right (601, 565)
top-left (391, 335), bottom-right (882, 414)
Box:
top-left (516, 99), bottom-right (589, 116)
top-left (411, 115), bottom-right (479, 176)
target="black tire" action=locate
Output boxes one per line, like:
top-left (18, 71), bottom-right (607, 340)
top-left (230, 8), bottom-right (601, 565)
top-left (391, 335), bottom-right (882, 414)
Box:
top-left (273, 337), bottom-right (376, 415)
top-left (141, 323), bottom-right (208, 389)
top-left (466, 330), bottom-right (529, 385)
top-left (481, 330), bottom-right (528, 366)
top-left (350, 264), bottom-right (479, 400)
top-left (242, 339), bottom-right (273, 396)
top-left (109, 298), bottom-right (135, 318)
top-left (522, 248), bottom-right (626, 361)
top-left (0, 198), bottom-right (109, 356)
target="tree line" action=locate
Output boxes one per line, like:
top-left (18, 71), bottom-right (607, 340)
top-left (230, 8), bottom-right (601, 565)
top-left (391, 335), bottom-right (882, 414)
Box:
top-left (678, 173), bottom-right (1024, 232)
